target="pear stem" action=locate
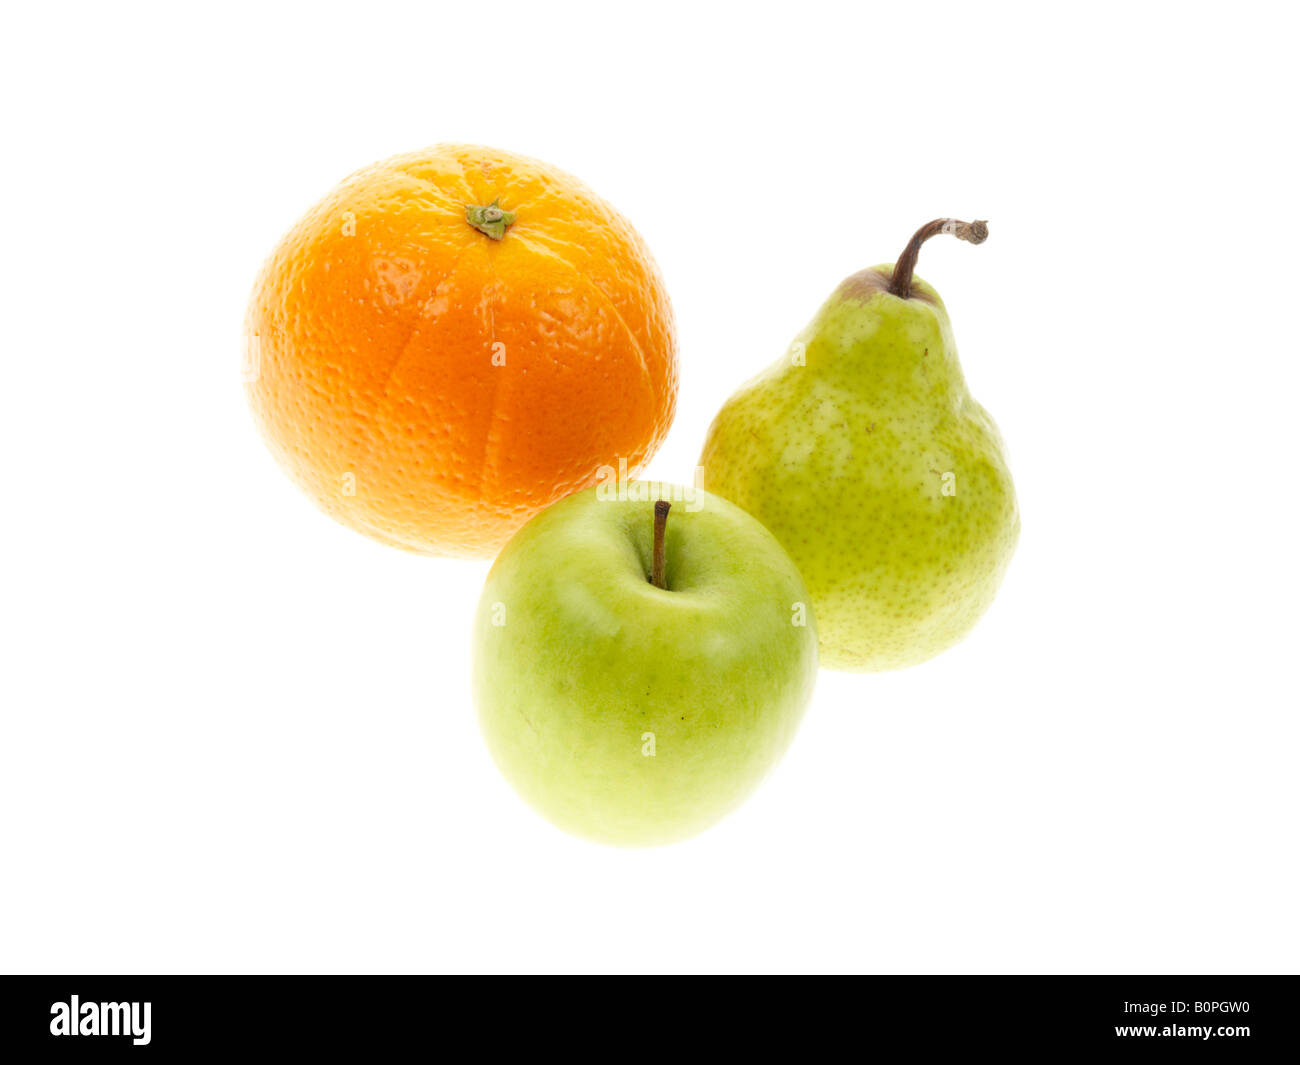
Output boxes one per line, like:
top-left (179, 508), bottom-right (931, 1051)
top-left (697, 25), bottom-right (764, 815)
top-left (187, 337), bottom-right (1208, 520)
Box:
top-left (888, 218), bottom-right (989, 299)
top-left (650, 500), bottom-right (670, 589)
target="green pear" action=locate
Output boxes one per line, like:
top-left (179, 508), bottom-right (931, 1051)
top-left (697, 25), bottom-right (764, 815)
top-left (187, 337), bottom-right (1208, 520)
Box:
top-left (699, 219), bottom-right (1019, 671)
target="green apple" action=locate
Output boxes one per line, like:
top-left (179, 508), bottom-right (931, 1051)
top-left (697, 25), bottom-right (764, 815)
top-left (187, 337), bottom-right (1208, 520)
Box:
top-left (472, 482), bottom-right (818, 847)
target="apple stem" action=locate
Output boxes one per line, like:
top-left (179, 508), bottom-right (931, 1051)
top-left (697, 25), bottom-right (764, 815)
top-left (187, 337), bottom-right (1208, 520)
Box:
top-left (888, 218), bottom-right (989, 299)
top-left (650, 500), bottom-right (670, 590)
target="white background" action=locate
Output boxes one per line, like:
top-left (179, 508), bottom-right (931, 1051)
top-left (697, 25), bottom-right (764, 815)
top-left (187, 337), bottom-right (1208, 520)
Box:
top-left (2, 2), bottom-right (1297, 975)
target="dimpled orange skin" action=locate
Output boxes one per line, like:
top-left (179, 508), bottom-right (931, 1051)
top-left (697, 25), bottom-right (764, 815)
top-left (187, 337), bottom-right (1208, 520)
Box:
top-left (245, 144), bottom-right (678, 557)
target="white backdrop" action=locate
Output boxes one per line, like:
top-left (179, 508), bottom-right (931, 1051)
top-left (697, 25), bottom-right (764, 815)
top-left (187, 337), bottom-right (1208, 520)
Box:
top-left (2, 1), bottom-right (1296, 974)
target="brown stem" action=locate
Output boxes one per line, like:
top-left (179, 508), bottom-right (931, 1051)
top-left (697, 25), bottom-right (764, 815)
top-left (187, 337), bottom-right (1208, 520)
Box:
top-left (888, 218), bottom-right (989, 299)
top-left (650, 500), bottom-right (670, 589)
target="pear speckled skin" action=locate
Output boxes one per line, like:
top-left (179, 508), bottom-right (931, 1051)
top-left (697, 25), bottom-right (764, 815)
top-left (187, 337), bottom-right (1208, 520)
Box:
top-left (699, 265), bottom-right (1019, 672)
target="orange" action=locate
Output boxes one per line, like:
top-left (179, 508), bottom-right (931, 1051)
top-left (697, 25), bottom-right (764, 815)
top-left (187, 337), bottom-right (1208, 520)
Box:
top-left (244, 144), bottom-right (678, 557)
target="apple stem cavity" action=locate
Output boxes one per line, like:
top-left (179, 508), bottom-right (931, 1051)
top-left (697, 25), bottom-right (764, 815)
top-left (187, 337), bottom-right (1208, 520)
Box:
top-left (650, 500), bottom-right (670, 590)
top-left (888, 218), bottom-right (989, 300)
